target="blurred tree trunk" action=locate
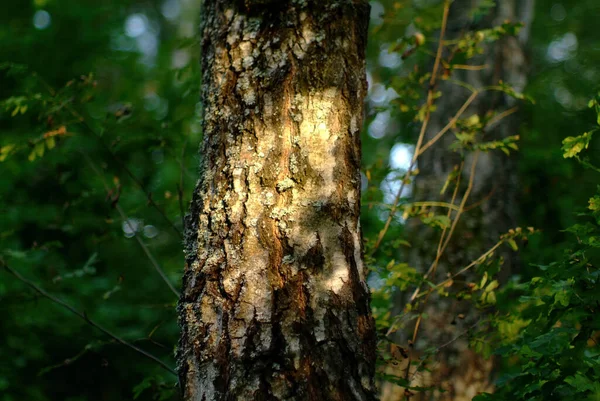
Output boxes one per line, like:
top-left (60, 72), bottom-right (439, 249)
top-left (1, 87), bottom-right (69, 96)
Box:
top-left (177, 1), bottom-right (377, 400)
top-left (381, 1), bottom-right (534, 400)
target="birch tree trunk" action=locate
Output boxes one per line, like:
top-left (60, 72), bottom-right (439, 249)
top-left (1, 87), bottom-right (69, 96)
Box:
top-left (381, 1), bottom-right (534, 400)
top-left (177, 1), bottom-right (376, 400)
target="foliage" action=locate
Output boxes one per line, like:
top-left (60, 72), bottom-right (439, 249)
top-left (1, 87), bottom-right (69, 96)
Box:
top-left (364, 1), bottom-right (537, 397)
top-left (518, 0), bottom-right (600, 270)
top-left (474, 97), bottom-right (600, 401)
top-left (1, 1), bottom-right (599, 400)
top-left (0, 1), bottom-right (201, 399)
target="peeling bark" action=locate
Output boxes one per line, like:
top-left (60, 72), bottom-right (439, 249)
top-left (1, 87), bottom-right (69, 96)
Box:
top-left (177, 1), bottom-right (376, 400)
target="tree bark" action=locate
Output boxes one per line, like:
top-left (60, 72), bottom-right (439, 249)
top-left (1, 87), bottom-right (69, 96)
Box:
top-left (380, 1), bottom-right (533, 400)
top-left (177, 1), bottom-right (376, 400)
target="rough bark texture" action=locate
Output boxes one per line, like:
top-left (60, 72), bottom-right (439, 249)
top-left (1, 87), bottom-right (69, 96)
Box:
top-left (177, 1), bottom-right (376, 400)
top-left (380, 1), bottom-right (533, 400)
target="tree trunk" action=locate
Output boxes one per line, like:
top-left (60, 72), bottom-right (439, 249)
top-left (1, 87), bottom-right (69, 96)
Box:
top-left (381, 1), bottom-right (533, 400)
top-left (177, 1), bottom-right (376, 400)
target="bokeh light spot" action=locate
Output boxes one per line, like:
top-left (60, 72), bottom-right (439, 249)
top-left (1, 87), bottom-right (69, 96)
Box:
top-left (125, 14), bottom-right (147, 38)
top-left (33, 10), bottom-right (51, 30)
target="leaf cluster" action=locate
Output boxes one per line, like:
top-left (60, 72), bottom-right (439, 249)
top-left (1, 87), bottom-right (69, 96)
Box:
top-left (475, 99), bottom-right (600, 401)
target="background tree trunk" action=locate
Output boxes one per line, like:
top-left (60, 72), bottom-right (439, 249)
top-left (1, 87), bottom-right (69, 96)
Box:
top-left (381, 1), bottom-right (534, 400)
top-left (177, 1), bottom-right (377, 400)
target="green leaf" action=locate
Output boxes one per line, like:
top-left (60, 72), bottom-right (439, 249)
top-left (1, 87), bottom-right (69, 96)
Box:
top-left (589, 195), bottom-right (600, 211)
top-left (103, 285), bottom-right (121, 300)
top-left (5, 249), bottom-right (28, 259)
top-left (480, 271), bottom-right (489, 288)
top-left (484, 290), bottom-right (497, 305)
top-left (565, 374), bottom-right (595, 392)
top-left (469, 0), bottom-right (496, 21)
top-left (519, 345), bottom-right (542, 358)
top-left (562, 132), bottom-right (594, 158)
top-left (484, 280), bottom-right (499, 292)
top-left (554, 290), bottom-right (570, 307)
top-left (0, 144), bottom-right (15, 162)
top-left (32, 142), bottom-right (45, 159)
top-left (132, 377), bottom-right (153, 399)
top-left (45, 136), bottom-right (56, 149)
top-left (420, 214), bottom-right (451, 229)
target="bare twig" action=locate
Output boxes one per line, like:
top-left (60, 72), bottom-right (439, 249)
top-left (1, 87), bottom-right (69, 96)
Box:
top-left (408, 153), bottom-right (479, 318)
top-left (371, 0), bottom-right (452, 255)
top-left (429, 239), bottom-right (505, 293)
top-left (417, 91), bottom-right (479, 157)
top-left (72, 109), bottom-right (184, 240)
top-left (438, 151), bottom-right (480, 258)
top-left (485, 106), bottom-right (519, 131)
top-left (407, 161), bottom-right (465, 307)
top-left (83, 152), bottom-right (180, 298)
top-left (451, 64), bottom-right (489, 71)
top-left (400, 152), bottom-right (480, 395)
top-left (463, 185), bottom-right (497, 212)
top-left (1, 260), bottom-right (177, 376)
top-left (409, 319), bottom-right (483, 382)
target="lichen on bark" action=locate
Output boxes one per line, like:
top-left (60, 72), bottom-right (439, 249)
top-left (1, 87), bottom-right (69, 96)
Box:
top-left (177, 1), bottom-right (376, 400)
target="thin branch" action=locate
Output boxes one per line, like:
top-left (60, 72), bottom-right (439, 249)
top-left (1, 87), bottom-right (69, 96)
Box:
top-left (451, 64), bottom-right (489, 71)
top-left (1, 260), bottom-right (176, 376)
top-left (445, 78), bottom-right (478, 93)
top-left (485, 106), bottom-right (519, 131)
top-left (406, 161), bottom-right (464, 307)
top-left (430, 239), bottom-right (505, 293)
top-left (364, 201), bottom-right (461, 212)
top-left (407, 201), bottom-right (461, 211)
top-left (417, 91), bottom-right (479, 157)
top-left (33, 73), bottom-right (183, 240)
top-left (71, 108), bottom-right (184, 240)
top-left (400, 152), bottom-right (480, 395)
top-left (463, 185), bottom-right (497, 212)
top-left (409, 152), bottom-right (479, 304)
top-left (438, 151), bottom-right (480, 257)
top-left (83, 152), bottom-right (180, 298)
top-left (409, 319), bottom-right (482, 382)
top-left (371, 0), bottom-right (452, 255)
top-left (412, 0), bottom-right (451, 165)
top-left (409, 238), bottom-right (506, 304)
top-left (371, 162), bottom-right (415, 254)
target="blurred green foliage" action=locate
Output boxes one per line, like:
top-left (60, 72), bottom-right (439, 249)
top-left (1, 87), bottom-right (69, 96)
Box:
top-left (1, 0), bottom-right (600, 400)
top-left (0, 0), bottom-right (201, 399)
top-left (363, 0), bottom-right (600, 397)
top-left (474, 95), bottom-right (600, 401)
top-left (520, 0), bottom-right (600, 269)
